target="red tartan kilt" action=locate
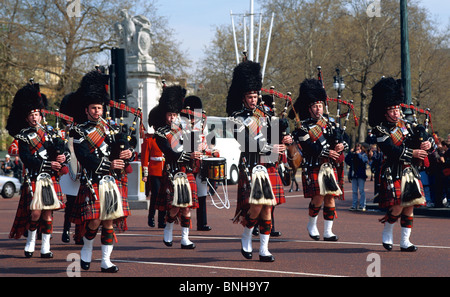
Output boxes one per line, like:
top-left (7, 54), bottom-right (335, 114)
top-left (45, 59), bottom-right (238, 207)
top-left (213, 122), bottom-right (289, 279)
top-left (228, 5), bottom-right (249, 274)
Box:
top-left (378, 177), bottom-right (425, 209)
top-left (301, 165), bottom-right (342, 199)
top-left (235, 166), bottom-right (286, 219)
top-left (70, 179), bottom-right (130, 225)
top-left (9, 177), bottom-right (65, 239)
top-left (155, 170), bottom-right (199, 211)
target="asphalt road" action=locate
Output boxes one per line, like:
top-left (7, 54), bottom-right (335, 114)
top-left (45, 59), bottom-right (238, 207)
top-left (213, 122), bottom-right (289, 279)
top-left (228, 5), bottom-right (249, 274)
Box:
top-left (0, 179), bottom-right (449, 281)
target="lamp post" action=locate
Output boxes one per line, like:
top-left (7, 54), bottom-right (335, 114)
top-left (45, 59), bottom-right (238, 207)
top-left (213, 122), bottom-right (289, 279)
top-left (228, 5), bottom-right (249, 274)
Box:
top-left (333, 68), bottom-right (345, 126)
top-left (401, 0), bottom-right (413, 120)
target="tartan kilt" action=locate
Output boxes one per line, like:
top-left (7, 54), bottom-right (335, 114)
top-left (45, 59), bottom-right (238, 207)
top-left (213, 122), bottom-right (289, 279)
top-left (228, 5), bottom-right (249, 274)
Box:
top-left (378, 176), bottom-right (425, 209)
top-left (155, 170), bottom-right (199, 211)
top-left (301, 165), bottom-right (343, 200)
top-left (9, 177), bottom-right (65, 239)
top-left (234, 166), bottom-right (285, 221)
top-left (70, 178), bottom-right (130, 225)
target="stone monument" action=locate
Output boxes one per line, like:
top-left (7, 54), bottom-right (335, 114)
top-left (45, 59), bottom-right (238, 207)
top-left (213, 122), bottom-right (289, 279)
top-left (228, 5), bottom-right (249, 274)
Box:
top-left (114, 9), bottom-right (162, 206)
top-left (114, 9), bottom-right (162, 138)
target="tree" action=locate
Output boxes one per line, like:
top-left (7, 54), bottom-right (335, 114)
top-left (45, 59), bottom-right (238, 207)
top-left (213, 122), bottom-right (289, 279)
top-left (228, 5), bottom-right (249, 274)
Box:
top-left (0, 0), bottom-right (190, 149)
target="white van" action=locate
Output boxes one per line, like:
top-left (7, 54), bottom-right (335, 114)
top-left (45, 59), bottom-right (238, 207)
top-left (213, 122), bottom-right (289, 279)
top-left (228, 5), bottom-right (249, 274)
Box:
top-left (205, 116), bottom-right (241, 184)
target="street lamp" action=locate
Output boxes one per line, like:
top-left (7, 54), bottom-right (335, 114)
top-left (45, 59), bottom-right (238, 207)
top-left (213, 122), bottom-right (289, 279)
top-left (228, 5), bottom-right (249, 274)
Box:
top-left (333, 68), bottom-right (345, 124)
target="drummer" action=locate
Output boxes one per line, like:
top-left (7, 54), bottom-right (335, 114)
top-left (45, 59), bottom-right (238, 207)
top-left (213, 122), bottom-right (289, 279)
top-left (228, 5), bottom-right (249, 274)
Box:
top-left (180, 96), bottom-right (219, 231)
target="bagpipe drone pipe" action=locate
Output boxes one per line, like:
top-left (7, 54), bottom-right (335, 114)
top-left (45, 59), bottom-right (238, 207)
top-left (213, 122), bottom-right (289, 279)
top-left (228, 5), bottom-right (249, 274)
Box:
top-left (400, 103), bottom-right (435, 170)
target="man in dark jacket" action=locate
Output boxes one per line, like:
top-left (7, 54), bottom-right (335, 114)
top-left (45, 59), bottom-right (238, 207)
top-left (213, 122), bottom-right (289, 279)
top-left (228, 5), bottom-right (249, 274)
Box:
top-left (345, 143), bottom-right (369, 210)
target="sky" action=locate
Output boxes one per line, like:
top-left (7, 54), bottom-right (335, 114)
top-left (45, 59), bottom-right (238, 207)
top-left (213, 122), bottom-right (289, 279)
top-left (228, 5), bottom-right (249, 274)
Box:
top-left (155, 0), bottom-right (450, 68)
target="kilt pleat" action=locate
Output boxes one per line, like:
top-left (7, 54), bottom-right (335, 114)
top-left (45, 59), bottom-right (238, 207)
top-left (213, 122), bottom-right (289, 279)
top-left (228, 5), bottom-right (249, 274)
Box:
top-left (155, 170), bottom-right (199, 211)
top-left (69, 178), bottom-right (130, 225)
top-left (301, 165), bottom-right (343, 199)
top-left (234, 166), bottom-right (286, 222)
top-left (378, 177), bottom-right (425, 209)
top-left (9, 177), bottom-right (65, 239)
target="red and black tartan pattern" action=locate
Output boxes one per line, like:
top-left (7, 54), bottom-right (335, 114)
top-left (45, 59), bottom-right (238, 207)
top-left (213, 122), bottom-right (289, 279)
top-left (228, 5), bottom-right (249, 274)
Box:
top-left (9, 177), bottom-right (65, 239)
top-left (165, 125), bottom-right (183, 152)
top-left (379, 210), bottom-right (400, 224)
top-left (234, 166), bottom-right (285, 222)
top-left (27, 127), bottom-right (46, 154)
top-left (101, 228), bottom-right (115, 245)
top-left (400, 214), bottom-right (413, 228)
top-left (301, 165), bottom-right (342, 199)
top-left (155, 169), bottom-right (199, 211)
top-left (41, 220), bottom-right (53, 234)
top-left (70, 180), bottom-right (130, 225)
top-left (390, 121), bottom-right (407, 147)
top-left (308, 117), bottom-right (328, 142)
top-left (258, 219), bottom-right (272, 235)
top-left (378, 175), bottom-right (425, 209)
top-left (84, 122), bottom-right (107, 153)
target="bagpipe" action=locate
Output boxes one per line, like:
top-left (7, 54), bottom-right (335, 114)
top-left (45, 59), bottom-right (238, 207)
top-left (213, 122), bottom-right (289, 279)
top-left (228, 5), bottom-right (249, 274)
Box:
top-left (102, 101), bottom-right (142, 176)
top-left (317, 66), bottom-right (358, 145)
top-left (399, 103), bottom-right (435, 169)
top-left (260, 87), bottom-right (300, 187)
top-left (28, 80), bottom-right (69, 176)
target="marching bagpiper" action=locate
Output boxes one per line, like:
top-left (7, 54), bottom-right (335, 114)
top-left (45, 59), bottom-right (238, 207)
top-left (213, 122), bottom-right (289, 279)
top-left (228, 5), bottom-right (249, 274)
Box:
top-left (152, 85), bottom-right (199, 249)
top-left (290, 78), bottom-right (348, 241)
top-left (68, 70), bottom-right (133, 272)
top-left (226, 60), bottom-right (292, 262)
top-left (180, 95), bottom-right (219, 231)
top-left (7, 83), bottom-right (69, 258)
top-left (369, 77), bottom-right (434, 252)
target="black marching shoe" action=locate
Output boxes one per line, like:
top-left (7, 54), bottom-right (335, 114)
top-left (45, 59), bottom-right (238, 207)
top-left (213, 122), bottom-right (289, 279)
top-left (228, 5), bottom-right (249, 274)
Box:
top-left (259, 254), bottom-right (275, 262)
top-left (101, 265), bottom-right (119, 273)
top-left (308, 233), bottom-right (320, 241)
top-left (382, 243), bottom-right (393, 251)
top-left (181, 243), bottom-right (196, 249)
top-left (163, 240), bottom-right (173, 247)
top-left (323, 235), bottom-right (339, 242)
top-left (400, 245), bottom-right (418, 252)
top-left (80, 260), bottom-right (91, 270)
top-left (40, 252), bottom-right (53, 258)
top-left (241, 249), bottom-right (252, 260)
top-left (24, 251), bottom-right (33, 258)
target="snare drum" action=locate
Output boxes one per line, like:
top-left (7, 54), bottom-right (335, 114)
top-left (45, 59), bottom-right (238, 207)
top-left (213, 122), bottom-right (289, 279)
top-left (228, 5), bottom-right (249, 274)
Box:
top-left (202, 157), bottom-right (227, 182)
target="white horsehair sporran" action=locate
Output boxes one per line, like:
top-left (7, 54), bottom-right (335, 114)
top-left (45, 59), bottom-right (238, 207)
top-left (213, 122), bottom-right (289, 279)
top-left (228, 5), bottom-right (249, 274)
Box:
top-left (172, 172), bottom-right (193, 208)
top-left (99, 175), bottom-right (124, 220)
top-left (400, 167), bottom-right (425, 207)
top-left (30, 173), bottom-right (60, 210)
top-left (248, 165), bottom-right (276, 206)
top-left (318, 162), bottom-right (342, 196)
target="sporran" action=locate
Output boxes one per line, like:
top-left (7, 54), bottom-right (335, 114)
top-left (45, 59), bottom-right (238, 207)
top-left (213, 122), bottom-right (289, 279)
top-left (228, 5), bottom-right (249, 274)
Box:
top-left (99, 175), bottom-right (124, 220)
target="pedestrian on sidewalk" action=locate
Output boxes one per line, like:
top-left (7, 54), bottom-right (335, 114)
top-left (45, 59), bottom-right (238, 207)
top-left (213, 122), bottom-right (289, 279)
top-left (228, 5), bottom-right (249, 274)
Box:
top-left (345, 143), bottom-right (369, 211)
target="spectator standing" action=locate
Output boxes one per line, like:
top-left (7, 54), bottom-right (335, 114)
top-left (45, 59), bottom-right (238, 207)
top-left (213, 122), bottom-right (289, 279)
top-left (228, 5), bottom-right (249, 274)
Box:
top-left (345, 143), bottom-right (369, 211)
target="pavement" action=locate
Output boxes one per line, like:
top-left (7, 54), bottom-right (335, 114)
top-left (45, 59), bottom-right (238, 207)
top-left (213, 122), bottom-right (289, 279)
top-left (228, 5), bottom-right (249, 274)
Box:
top-left (0, 179), bottom-right (449, 282)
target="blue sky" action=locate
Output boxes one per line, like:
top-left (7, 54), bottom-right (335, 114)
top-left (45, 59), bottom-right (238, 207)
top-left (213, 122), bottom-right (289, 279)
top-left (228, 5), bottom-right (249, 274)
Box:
top-left (156, 0), bottom-right (262, 65)
top-left (155, 0), bottom-right (450, 66)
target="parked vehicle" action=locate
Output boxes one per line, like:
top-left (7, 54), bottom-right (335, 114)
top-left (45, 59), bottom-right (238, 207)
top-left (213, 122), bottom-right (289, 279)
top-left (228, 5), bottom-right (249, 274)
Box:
top-left (0, 175), bottom-right (21, 198)
top-left (206, 116), bottom-right (241, 184)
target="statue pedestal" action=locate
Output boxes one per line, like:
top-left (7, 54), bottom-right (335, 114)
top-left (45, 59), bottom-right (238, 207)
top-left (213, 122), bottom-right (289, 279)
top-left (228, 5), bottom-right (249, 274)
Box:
top-left (127, 161), bottom-right (149, 210)
top-left (121, 59), bottom-right (161, 210)
top-left (123, 57), bottom-right (162, 153)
